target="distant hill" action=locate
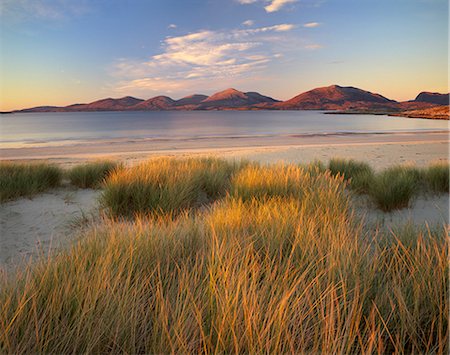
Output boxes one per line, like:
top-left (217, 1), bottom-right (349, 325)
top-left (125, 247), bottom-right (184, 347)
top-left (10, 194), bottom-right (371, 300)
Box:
top-left (274, 85), bottom-right (397, 110)
top-left (174, 94), bottom-right (208, 106)
top-left (414, 92), bottom-right (449, 106)
top-left (197, 88), bottom-right (279, 109)
top-left (390, 105), bottom-right (449, 120)
top-left (68, 96), bottom-right (144, 111)
top-left (19, 106), bottom-right (61, 113)
top-left (13, 85), bottom-right (449, 114)
top-left (132, 96), bottom-right (175, 110)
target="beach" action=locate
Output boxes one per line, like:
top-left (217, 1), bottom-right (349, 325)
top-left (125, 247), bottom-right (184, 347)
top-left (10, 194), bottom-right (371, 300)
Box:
top-left (1, 130), bottom-right (448, 268)
top-left (1, 131), bottom-right (448, 170)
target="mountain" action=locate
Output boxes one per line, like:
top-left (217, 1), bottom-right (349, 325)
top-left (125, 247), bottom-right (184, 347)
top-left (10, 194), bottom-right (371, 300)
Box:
top-left (174, 94), bottom-right (208, 106)
top-left (19, 106), bottom-right (61, 113)
top-left (132, 96), bottom-right (175, 110)
top-left (68, 96), bottom-right (144, 111)
top-left (414, 92), bottom-right (449, 106)
top-left (397, 101), bottom-right (438, 111)
top-left (275, 85), bottom-right (397, 110)
top-left (13, 86), bottom-right (448, 113)
top-left (19, 97), bottom-right (144, 112)
top-left (197, 88), bottom-right (279, 109)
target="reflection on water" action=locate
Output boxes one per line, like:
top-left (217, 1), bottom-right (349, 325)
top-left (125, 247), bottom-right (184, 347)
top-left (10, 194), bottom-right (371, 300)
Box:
top-left (1, 110), bottom-right (449, 148)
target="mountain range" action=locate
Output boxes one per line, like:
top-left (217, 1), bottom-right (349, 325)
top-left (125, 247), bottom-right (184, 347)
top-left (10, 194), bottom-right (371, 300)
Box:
top-left (14, 85), bottom-right (449, 113)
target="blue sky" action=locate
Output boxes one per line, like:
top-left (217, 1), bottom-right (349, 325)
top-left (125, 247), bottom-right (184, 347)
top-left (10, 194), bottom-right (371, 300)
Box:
top-left (0, 0), bottom-right (448, 110)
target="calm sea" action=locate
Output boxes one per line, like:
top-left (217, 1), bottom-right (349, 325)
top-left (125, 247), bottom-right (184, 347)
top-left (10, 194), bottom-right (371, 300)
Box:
top-left (1, 110), bottom-right (448, 148)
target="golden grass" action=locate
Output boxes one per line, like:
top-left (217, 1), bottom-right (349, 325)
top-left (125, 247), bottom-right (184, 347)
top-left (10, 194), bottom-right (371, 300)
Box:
top-left (231, 163), bottom-right (346, 202)
top-left (100, 158), bottom-right (241, 217)
top-left (0, 162), bottom-right (62, 202)
top-left (1, 159), bottom-right (448, 353)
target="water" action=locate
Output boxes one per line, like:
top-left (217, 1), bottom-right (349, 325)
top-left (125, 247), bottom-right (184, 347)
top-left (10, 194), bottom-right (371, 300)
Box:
top-left (1, 110), bottom-right (448, 148)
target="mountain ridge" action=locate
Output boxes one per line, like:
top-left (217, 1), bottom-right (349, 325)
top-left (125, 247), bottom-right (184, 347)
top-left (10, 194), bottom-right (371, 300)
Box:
top-left (13, 85), bottom-right (449, 113)
top-left (414, 92), bottom-right (449, 106)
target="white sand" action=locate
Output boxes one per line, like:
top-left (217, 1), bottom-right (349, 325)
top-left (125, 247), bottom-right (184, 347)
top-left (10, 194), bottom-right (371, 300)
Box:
top-left (354, 194), bottom-right (449, 229)
top-left (0, 188), bottom-right (100, 269)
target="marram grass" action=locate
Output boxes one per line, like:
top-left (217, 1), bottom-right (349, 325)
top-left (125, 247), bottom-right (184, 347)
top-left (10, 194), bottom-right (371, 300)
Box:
top-left (328, 158), bottom-right (374, 193)
top-left (0, 158), bottom-right (448, 353)
top-left (68, 160), bottom-right (121, 188)
top-left (0, 162), bottom-right (62, 202)
top-left (424, 162), bottom-right (449, 193)
top-left (369, 165), bottom-right (421, 211)
top-left (231, 163), bottom-right (347, 206)
top-left (101, 157), bottom-right (241, 217)
top-left (1, 200), bottom-right (447, 353)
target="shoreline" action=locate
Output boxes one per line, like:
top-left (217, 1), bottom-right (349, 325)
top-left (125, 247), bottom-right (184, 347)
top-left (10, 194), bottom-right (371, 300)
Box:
top-left (1, 131), bottom-right (448, 170)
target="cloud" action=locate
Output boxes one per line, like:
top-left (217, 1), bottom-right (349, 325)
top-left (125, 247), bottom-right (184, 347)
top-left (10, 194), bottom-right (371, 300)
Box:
top-left (303, 22), bottom-right (320, 28)
top-left (264, 0), bottom-right (297, 13)
top-left (236, 0), bottom-right (299, 12)
top-left (304, 44), bottom-right (323, 50)
top-left (112, 24), bottom-right (296, 95)
top-left (0, 0), bottom-right (90, 21)
top-left (238, 23), bottom-right (296, 36)
top-left (242, 20), bottom-right (254, 26)
top-left (168, 24), bottom-right (177, 29)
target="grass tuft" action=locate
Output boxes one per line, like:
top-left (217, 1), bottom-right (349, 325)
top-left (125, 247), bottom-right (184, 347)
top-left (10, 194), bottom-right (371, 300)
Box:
top-left (231, 163), bottom-right (346, 203)
top-left (67, 160), bottom-right (121, 188)
top-left (328, 158), bottom-right (374, 193)
top-left (424, 162), bottom-right (449, 193)
top-left (101, 157), bottom-right (239, 217)
top-left (0, 162), bottom-right (62, 202)
top-left (369, 165), bottom-right (421, 211)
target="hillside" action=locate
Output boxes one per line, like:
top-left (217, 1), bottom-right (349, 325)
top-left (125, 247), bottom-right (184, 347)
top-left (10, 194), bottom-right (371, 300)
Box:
top-left (197, 88), bottom-right (279, 109)
top-left (12, 86), bottom-right (449, 114)
top-left (390, 105), bottom-right (449, 120)
top-left (275, 85), bottom-right (397, 110)
top-left (414, 92), bottom-right (449, 106)
top-left (132, 96), bottom-right (175, 110)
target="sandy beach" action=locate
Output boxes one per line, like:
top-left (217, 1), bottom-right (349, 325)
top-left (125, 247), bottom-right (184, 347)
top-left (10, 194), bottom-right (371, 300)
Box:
top-left (1, 131), bottom-right (448, 170)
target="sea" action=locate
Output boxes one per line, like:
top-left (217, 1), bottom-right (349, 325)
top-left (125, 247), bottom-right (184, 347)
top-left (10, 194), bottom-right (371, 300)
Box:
top-left (1, 110), bottom-right (448, 148)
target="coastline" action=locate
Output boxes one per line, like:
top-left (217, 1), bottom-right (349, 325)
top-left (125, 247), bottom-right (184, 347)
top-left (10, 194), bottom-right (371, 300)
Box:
top-left (1, 131), bottom-right (448, 170)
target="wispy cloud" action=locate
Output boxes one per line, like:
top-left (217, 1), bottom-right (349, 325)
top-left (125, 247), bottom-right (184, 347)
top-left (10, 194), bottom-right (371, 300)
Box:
top-left (242, 19), bottom-right (254, 26)
top-left (0, 0), bottom-right (90, 21)
top-left (236, 0), bottom-right (320, 13)
top-left (264, 0), bottom-right (297, 13)
top-left (304, 44), bottom-right (323, 50)
top-left (168, 24), bottom-right (177, 29)
top-left (303, 22), bottom-right (321, 28)
top-left (235, 0), bottom-right (258, 4)
top-left (112, 24), bottom-right (297, 95)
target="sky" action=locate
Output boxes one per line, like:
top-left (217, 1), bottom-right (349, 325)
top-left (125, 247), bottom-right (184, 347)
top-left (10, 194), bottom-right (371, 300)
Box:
top-left (0, 0), bottom-right (448, 110)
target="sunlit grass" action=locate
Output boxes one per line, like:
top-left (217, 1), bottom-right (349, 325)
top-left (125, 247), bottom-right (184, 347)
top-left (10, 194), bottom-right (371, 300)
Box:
top-left (68, 160), bottom-right (121, 188)
top-left (1, 200), bottom-right (447, 353)
top-left (231, 163), bottom-right (346, 204)
top-left (101, 157), bottom-right (240, 217)
top-left (0, 158), bottom-right (448, 353)
top-left (0, 162), bottom-right (62, 202)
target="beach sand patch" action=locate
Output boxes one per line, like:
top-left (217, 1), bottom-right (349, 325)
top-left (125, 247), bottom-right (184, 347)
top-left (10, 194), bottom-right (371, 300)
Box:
top-left (0, 188), bottom-right (100, 268)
